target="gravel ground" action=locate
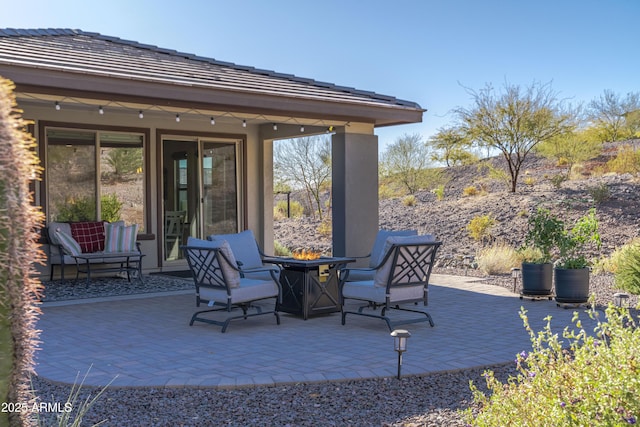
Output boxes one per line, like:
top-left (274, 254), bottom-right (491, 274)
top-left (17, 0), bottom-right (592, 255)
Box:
top-left (31, 271), bottom-right (637, 427)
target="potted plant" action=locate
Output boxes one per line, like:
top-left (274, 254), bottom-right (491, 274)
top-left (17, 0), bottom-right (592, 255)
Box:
top-left (518, 208), bottom-right (565, 297)
top-left (554, 208), bottom-right (601, 304)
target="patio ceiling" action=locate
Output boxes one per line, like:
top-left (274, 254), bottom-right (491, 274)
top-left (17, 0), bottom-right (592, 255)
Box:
top-left (0, 28), bottom-right (424, 128)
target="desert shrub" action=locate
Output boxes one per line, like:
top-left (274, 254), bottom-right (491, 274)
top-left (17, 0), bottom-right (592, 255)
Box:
top-left (466, 214), bottom-right (495, 243)
top-left (273, 199), bottom-right (303, 220)
top-left (590, 164), bottom-right (608, 176)
top-left (55, 194), bottom-right (122, 222)
top-left (466, 304), bottom-right (640, 426)
top-left (549, 173), bottom-right (567, 189)
top-left (569, 163), bottom-right (585, 179)
top-left (433, 184), bottom-right (445, 201)
top-left (378, 182), bottom-right (405, 199)
top-left (402, 195), bottom-right (417, 206)
top-left (606, 145), bottom-right (640, 174)
top-left (100, 193), bottom-right (122, 223)
top-left (317, 218), bottom-right (332, 237)
top-left (594, 238), bottom-right (640, 275)
top-left (273, 240), bottom-right (292, 257)
top-left (522, 176), bottom-right (536, 186)
top-left (614, 240), bottom-right (640, 294)
top-left (587, 183), bottom-right (611, 204)
top-left (476, 241), bottom-right (520, 274)
top-left (463, 186), bottom-right (479, 197)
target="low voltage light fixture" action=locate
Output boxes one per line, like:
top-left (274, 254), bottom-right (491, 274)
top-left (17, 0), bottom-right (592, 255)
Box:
top-left (391, 329), bottom-right (411, 379)
top-left (511, 267), bottom-right (521, 293)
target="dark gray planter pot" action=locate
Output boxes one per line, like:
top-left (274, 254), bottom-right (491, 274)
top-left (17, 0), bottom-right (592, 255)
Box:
top-left (554, 267), bottom-right (590, 304)
top-left (521, 263), bottom-right (553, 296)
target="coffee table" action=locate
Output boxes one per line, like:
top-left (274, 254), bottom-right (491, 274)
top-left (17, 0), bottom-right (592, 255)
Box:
top-left (72, 252), bottom-right (145, 286)
top-left (263, 256), bottom-right (355, 320)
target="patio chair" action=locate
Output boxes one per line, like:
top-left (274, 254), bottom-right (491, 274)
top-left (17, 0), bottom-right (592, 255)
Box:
top-left (343, 229), bottom-right (418, 282)
top-left (183, 237), bottom-right (281, 333)
top-left (165, 210), bottom-right (186, 259)
top-left (340, 235), bottom-right (441, 331)
top-left (207, 230), bottom-right (279, 281)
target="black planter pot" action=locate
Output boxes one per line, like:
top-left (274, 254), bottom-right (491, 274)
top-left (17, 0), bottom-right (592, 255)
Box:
top-left (554, 267), bottom-right (590, 304)
top-left (521, 263), bottom-right (553, 296)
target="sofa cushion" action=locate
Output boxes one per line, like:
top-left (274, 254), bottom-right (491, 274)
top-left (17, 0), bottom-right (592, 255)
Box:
top-left (55, 229), bottom-right (82, 256)
top-left (104, 223), bottom-right (139, 253)
top-left (71, 221), bottom-right (106, 253)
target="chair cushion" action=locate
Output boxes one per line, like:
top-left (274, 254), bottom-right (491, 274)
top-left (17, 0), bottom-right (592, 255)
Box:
top-left (373, 234), bottom-right (436, 287)
top-left (199, 278), bottom-right (279, 305)
top-left (186, 237), bottom-right (240, 288)
top-left (209, 230), bottom-right (263, 270)
top-left (370, 229), bottom-right (417, 267)
top-left (54, 229), bottom-right (82, 256)
top-left (104, 223), bottom-right (139, 253)
top-left (342, 280), bottom-right (425, 304)
top-left (71, 221), bottom-right (106, 253)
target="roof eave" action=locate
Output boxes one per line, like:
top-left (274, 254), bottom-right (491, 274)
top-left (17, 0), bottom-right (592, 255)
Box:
top-left (0, 63), bottom-right (423, 127)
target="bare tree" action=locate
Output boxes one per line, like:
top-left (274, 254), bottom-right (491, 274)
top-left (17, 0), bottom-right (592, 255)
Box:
top-left (273, 136), bottom-right (331, 220)
top-left (588, 89), bottom-right (640, 142)
top-left (455, 81), bottom-right (573, 192)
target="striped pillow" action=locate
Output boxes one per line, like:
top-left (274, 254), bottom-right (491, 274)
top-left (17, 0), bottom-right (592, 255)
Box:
top-left (55, 229), bottom-right (82, 256)
top-left (104, 223), bottom-right (139, 253)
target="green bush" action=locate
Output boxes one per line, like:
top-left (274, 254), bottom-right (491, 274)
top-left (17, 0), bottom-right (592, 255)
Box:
top-left (466, 304), bottom-right (640, 426)
top-left (100, 193), bottom-right (123, 223)
top-left (433, 184), bottom-right (445, 201)
top-left (614, 240), bottom-right (640, 294)
top-left (273, 199), bottom-right (303, 220)
top-left (476, 241), bottom-right (520, 274)
top-left (273, 240), bottom-right (292, 257)
top-left (467, 214), bottom-right (495, 243)
top-left (550, 173), bottom-right (567, 189)
top-left (463, 185), bottom-right (479, 197)
top-left (587, 183), bottom-right (611, 204)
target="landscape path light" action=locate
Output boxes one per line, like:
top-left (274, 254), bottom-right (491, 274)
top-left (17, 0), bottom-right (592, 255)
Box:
top-left (391, 329), bottom-right (411, 379)
top-left (511, 267), bottom-right (521, 293)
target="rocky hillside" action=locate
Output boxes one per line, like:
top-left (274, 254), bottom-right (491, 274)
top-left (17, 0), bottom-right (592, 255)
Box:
top-left (274, 142), bottom-right (640, 269)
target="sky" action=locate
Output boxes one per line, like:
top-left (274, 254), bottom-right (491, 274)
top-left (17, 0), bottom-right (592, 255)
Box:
top-left (1, 0), bottom-right (639, 152)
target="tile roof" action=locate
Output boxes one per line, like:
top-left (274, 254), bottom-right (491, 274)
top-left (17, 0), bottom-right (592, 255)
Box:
top-left (0, 28), bottom-right (422, 112)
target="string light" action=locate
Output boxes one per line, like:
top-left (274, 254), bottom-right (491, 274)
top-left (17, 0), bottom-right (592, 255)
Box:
top-left (175, 114), bottom-right (181, 123)
top-left (55, 101), bottom-right (61, 110)
top-left (242, 119), bottom-right (247, 128)
top-left (300, 125), bottom-right (305, 132)
top-left (98, 106), bottom-right (104, 115)
top-left (273, 123), bottom-right (278, 131)
top-left (138, 110), bottom-right (144, 119)
top-left (210, 117), bottom-right (215, 125)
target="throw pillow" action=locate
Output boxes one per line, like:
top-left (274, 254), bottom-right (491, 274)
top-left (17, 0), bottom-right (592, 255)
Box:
top-left (104, 223), bottom-right (139, 253)
top-left (186, 237), bottom-right (240, 288)
top-left (71, 221), bottom-right (106, 253)
top-left (55, 229), bottom-right (82, 256)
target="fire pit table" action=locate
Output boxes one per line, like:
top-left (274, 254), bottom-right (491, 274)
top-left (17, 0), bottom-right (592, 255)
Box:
top-left (263, 256), bottom-right (355, 320)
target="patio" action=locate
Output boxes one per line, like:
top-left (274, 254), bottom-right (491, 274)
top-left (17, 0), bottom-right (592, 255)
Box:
top-left (34, 273), bottom-right (600, 388)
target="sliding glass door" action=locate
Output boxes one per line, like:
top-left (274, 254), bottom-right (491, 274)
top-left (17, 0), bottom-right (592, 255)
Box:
top-left (162, 138), bottom-right (240, 262)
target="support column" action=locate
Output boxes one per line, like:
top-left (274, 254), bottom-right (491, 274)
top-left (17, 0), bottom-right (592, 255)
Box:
top-left (332, 132), bottom-right (378, 262)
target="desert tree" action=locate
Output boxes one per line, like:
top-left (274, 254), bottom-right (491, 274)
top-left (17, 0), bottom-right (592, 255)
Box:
top-left (455, 80), bottom-right (573, 193)
top-left (427, 125), bottom-right (477, 166)
top-left (0, 78), bottom-right (45, 426)
top-left (380, 133), bottom-right (442, 194)
top-left (273, 135), bottom-right (331, 220)
top-left (588, 89), bottom-right (640, 142)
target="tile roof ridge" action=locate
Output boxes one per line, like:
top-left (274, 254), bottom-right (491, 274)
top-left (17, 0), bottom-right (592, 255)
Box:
top-left (0, 28), bottom-right (421, 109)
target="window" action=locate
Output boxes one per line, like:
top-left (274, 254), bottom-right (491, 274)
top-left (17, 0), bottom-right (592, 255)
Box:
top-left (46, 128), bottom-right (145, 230)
